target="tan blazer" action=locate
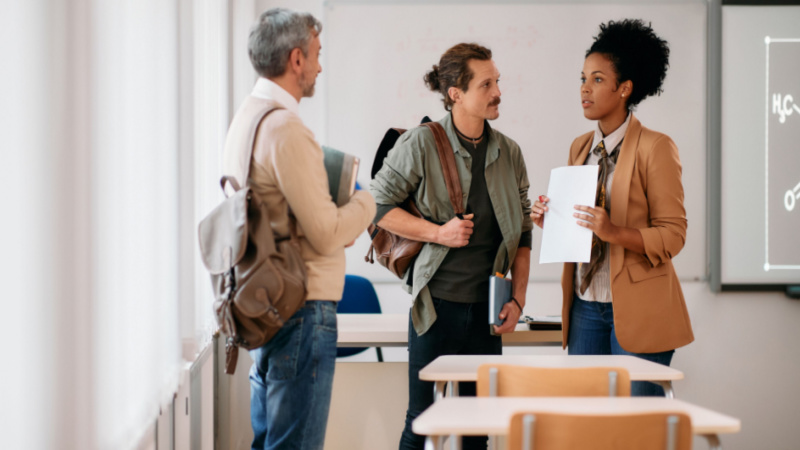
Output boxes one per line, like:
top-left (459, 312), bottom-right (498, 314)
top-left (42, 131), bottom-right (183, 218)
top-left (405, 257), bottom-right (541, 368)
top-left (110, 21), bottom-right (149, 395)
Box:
top-left (561, 114), bottom-right (694, 353)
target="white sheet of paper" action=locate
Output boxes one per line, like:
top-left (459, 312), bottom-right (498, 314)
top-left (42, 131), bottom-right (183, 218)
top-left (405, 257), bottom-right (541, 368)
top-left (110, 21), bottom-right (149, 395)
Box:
top-left (538, 165), bottom-right (599, 264)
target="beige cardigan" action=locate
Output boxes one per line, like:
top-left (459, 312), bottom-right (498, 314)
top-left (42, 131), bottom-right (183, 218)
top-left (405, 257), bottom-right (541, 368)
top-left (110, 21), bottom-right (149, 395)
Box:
top-left (222, 97), bottom-right (376, 301)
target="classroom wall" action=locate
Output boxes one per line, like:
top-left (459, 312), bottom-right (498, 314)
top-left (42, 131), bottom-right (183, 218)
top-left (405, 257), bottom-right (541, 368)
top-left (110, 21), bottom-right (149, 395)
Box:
top-left (225, 1), bottom-right (800, 449)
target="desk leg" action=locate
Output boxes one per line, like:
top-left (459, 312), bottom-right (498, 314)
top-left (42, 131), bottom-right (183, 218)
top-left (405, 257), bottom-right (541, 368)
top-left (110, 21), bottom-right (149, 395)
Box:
top-left (424, 436), bottom-right (438, 450)
top-left (447, 382), bottom-right (462, 450)
top-left (434, 381), bottom-right (447, 402)
top-left (424, 436), bottom-right (445, 450)
top-left (449, 381), bottom-right (460, 397)
top-left (703, 434), bottom-right (722, 450)
top-left (654, 380), bottom-right (675, 399)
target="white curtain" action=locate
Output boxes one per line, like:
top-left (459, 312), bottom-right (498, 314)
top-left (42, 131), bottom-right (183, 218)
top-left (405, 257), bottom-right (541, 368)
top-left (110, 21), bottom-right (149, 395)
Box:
top-left (192, 0), bottom-right (231, 354)
top-left (0, 2), bottom-right (59, 449)
top-left (91, 1), bottom-right (182, 448)
top-left (1, 0), bottom-right (231, 447)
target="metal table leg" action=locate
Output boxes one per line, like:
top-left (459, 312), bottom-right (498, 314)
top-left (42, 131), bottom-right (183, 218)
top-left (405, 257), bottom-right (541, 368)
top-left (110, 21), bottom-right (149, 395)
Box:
top-left (424, 436), bottom-right (438, 450)
top-left (449, 380), bottom-right (460, 397)
top-left (424, 435), bottom-right (447, 450)
top-left (433, 381), bottom-right (447, 402)
top-left (448, 382), bottom-right (461, 450)
top-left (654, 380), bottom-right (675, 399)
top-left (449, 433), bottom-right (462, 450)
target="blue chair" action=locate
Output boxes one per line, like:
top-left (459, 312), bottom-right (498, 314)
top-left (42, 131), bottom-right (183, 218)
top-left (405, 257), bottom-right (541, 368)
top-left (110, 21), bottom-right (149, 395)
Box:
top-left (336, 274), bottom-right (384, 361)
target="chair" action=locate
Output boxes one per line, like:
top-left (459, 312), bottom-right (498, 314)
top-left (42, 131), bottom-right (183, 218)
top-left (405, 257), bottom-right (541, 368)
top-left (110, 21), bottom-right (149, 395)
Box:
top-left (476, 364), bottom-right (631, 397)
top-left (336, 274), bottom-right (383, 361)
top-left (508, 411), bottom-right (693, 450)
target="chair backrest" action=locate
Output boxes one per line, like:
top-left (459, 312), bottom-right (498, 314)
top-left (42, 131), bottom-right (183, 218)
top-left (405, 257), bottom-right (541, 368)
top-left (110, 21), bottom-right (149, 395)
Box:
top-left (508, 412), bottom-right (693, 450)
top-left (336, 275), bottom-right (381, 314)
top-left (336, 275), bottom-right (382, 359)
top-left (476, 364), bottom-right (631, 397)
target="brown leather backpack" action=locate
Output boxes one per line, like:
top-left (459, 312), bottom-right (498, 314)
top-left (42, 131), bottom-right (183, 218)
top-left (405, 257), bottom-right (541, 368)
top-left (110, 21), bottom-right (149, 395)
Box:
top-left (365, 122), bottom-right (464, 278)
top-left (198, 104), bottom-right (307, 374)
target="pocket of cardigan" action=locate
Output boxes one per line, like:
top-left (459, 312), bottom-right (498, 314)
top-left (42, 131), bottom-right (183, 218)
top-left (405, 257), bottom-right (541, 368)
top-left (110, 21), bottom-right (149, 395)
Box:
top-left (626, 260), bottom-right (669, 283)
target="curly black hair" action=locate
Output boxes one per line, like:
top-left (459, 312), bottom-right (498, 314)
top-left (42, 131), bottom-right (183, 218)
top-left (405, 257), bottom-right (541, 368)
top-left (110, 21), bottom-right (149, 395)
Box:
top-left (586, 19), bottom-right (669, 109)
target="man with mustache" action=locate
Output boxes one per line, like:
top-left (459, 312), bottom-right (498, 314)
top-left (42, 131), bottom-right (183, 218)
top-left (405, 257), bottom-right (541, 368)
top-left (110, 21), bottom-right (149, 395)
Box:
top-left (370, 43), bottom-right (533, 450)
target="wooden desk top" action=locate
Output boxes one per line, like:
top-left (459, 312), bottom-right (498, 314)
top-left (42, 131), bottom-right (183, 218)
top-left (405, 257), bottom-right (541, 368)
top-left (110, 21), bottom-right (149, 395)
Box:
top-left (412, 397), bottom-right (741, 437)
top-left (418, 354), bottom-right (684, 382)
top-left (336, 314), bottom-right (561, 347)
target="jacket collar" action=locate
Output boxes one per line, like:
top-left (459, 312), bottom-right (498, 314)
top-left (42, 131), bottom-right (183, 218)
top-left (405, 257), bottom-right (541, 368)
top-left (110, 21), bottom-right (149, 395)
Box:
top-left (591, 112), bottom-right (631, 157)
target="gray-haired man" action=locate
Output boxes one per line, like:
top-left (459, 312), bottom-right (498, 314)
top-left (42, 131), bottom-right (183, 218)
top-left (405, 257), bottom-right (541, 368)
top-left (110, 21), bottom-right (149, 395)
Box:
top-left (222, 8), bottom-right (375, 449)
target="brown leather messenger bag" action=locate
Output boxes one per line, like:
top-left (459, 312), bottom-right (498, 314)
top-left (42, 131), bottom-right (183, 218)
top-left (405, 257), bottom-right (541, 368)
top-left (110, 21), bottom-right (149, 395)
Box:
top-left (365, 122), bottom-right (464, 278)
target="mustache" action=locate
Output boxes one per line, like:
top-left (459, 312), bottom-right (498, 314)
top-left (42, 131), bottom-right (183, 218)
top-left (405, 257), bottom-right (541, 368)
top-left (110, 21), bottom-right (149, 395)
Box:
top-left (489, 97), bottom-right (501, 107)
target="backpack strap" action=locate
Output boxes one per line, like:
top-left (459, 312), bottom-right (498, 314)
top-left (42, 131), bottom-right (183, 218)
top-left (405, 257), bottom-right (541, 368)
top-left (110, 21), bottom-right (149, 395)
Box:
top-left (219, 100), bottom-right (283, 196)
top-left (422, 122), bottom-right (465, 217)
top-left (219, 100), bottom-right (301, 239)
top-left (243, 102), bottom-right (284, 189)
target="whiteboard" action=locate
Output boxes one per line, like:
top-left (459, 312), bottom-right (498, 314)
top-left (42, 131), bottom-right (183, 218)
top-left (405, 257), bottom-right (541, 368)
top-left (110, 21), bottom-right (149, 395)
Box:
top-left (324, 1), bottom-right (707, 282)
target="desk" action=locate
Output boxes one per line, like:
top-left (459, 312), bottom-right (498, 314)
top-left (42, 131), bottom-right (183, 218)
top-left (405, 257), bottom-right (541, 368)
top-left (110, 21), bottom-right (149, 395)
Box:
top-left (412, 397), bottom-right (741, 450)
top-left (329, 314), bottom-right (560, 449)
top-left (420, 354), bottom-right (683, 400)
top-left (337, 313), bottom-right (562, 347)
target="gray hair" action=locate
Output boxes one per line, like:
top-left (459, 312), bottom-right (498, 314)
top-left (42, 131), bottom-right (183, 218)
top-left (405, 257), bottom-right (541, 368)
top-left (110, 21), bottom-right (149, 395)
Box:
top-left (248, 8), bottom-right (322, 78)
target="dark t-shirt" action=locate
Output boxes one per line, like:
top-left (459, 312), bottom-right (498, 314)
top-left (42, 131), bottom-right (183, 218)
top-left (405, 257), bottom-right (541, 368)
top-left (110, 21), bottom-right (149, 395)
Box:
top-left (427, 131), bottom-right (503, 303)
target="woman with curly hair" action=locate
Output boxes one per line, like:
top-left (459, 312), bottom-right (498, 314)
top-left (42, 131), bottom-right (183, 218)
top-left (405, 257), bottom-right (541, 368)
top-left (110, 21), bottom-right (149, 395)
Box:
top-left (531, 19), bottom-right (694, 396)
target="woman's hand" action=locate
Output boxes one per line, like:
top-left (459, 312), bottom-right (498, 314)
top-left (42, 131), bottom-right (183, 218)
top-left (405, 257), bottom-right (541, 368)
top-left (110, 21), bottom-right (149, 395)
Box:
top-left (573, 205), bottom-right (616, 242)
top-left (530, 195), bottom-right (549, 229)
top-left (574, 204), bottom-right (647, 254)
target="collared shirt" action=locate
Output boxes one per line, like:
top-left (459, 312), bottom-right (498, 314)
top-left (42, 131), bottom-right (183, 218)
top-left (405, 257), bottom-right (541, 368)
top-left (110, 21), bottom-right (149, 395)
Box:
top-left (575, 112), bottom-right (631, 303)
top-left (589, 112), bottom-right (630, 161)
top-left (251, 77), bottom-right (300, 116)
top-left (370, 113), bottom-right (532, 335)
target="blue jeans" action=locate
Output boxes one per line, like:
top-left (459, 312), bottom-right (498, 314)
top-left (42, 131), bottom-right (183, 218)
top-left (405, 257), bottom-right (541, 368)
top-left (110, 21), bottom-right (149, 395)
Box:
top-left (249, 300), bottom-right (338, 450)
top-left (567, 296), bottom-right (674, 397)
top-left (400, 298), bottom-right (502, 450)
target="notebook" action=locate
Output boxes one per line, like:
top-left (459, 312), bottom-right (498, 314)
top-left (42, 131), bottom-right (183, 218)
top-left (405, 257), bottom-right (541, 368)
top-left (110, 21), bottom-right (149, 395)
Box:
top-left (489, 275), bottom-right (513, 330)
top-left (322, 146), bottom-right (360, 206)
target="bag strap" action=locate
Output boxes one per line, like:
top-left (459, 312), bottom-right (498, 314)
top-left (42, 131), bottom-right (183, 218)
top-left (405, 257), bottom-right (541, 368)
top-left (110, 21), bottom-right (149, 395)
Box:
top-left (219, 102), bottom-right (283, 196)
top-left (219, 101), bottom-right (301, 239)
top-left (421, 122), bottom-right (465, 216)
top-left (244, 102), bottom-right (284, 191)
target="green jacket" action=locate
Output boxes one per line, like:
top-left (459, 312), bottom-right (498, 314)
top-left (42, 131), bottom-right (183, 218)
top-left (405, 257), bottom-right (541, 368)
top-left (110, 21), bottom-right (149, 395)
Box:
top-left (370, 113), bottom-right (533, 335)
